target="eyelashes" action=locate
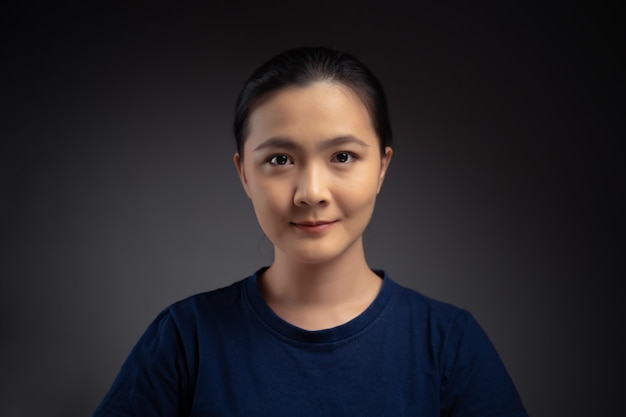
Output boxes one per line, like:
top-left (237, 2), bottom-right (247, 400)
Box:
top-left (267, 154), bottom-right (293, 166)
top-left (332, 152), bottom-right (356, 163)
top-left (265, 152), bottom-right (358, 166)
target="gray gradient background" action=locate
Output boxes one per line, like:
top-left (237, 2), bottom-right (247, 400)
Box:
top-left (1, 2), bottom-right (622, 417)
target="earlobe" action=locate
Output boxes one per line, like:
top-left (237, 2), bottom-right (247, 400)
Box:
top-left (233, 153), bottom-right (251, 199)
top-left (377, 146), bottom-right (393, 194)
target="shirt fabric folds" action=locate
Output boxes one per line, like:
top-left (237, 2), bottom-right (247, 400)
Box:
top-left (93, 268), bottom-right (528, 417)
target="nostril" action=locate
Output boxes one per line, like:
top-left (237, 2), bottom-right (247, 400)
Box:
top-left (293, 168), bottom-right (330, 206)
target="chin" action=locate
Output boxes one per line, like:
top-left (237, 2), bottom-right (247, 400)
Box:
top-left (282, 249), bottom-right (337, 265)
top-left (278, 240), bottom-right (356, 266)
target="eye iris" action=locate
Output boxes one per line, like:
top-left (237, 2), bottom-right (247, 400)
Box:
top-left (336, 152), bottom-right (349, 163)
top-left (275, 155), bottom-right (289, 165)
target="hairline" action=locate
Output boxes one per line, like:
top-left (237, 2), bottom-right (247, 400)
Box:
top-left (238, 80), bottom-right (382, 159)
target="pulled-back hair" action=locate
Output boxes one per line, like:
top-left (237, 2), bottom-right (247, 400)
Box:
top-left (233, 46), bottom-right (393, 156)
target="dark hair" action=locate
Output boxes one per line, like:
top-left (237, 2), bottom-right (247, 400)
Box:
top-left (233, 46), bottom-right (392, 156)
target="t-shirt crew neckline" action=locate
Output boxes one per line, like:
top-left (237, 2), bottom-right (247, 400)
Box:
top-left (244, 267), bottom-right (395, 347)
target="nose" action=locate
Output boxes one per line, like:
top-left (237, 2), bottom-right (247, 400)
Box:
top-left (293, 163), bottom-right (330, 207)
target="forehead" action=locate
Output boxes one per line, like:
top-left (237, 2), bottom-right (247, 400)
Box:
top-left (245, 82), bottom-right (378, 150)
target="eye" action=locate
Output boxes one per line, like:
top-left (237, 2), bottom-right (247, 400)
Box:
top-left (267, 154), bottom-right (293, 166)
top-left (332, 152), bottom-right (356, 163)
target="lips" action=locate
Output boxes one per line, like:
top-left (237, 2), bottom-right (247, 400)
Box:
top-left (290, 220), bottom-right (338, 233)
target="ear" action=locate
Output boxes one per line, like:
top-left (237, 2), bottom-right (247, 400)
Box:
top-left (233, 153), bottom-right (251, 199)
top-left (376, 146), bottom-right (393, 194)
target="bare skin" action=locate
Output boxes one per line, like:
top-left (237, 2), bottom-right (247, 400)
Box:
top-left (261, 243), bottom-right (383, 330)
top-left (234, 82), bottom-right (392, 331)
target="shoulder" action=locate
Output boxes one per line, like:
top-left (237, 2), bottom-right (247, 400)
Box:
top-left (387, 277), bottom-right (473, 325)
top-left (383, 275), bottom-right (489, 355)
top-left (160, 277), bottom-right (249, 330)
top-left (170, 278), bottom-right (247, 311)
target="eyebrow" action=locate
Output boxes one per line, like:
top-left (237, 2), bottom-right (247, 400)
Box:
top-left (253, 135), bottom-right (370, 152)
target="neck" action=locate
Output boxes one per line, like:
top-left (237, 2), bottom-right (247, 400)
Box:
top-left (258, 239), bottom-right (382, 330)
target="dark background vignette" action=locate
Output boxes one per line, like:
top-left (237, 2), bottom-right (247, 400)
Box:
top-left (1, 2), bottom-right (622, 416)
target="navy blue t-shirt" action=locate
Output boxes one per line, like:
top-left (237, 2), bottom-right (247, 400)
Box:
top-left (93, 269), bottom-right (528, 416)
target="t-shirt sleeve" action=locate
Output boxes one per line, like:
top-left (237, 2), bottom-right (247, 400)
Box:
top-left (440, 311), bottom-right (528, 417)
top-left (92, 309), bottom-right (192, 417)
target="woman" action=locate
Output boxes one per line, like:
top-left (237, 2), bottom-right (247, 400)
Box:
top-left (93, 47), bottom-right (528, 416)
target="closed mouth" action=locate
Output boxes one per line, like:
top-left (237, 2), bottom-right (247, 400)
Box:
top-left (290, 220), bottom-right (338, 232)
top-left (292, 221), bottom-right (336, 226)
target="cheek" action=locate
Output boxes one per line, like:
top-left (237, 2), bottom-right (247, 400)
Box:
top-left (248, 178), bottom-right (291, 219)
top-left (334, 169), bottom-right (381, 210)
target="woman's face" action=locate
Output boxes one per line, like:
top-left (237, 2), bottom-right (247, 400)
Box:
top-left (234, 82), bottom-right (392, 265)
